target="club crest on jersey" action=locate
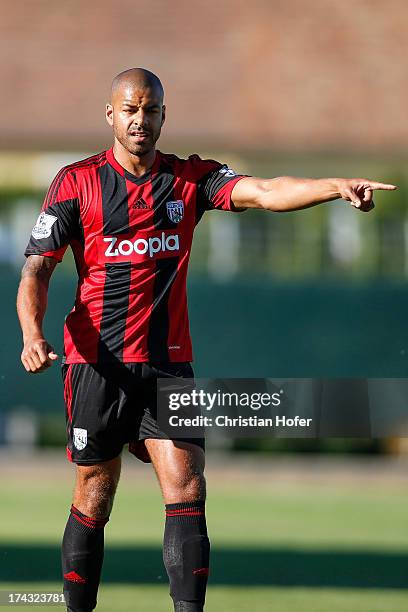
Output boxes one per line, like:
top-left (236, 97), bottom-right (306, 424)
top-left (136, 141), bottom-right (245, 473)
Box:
top-left (73, 427), bottom-right (87, 451)
top-left (166, 200), bottom-right (184, 223)
top-left (31, 212), bottom-right (58, 239)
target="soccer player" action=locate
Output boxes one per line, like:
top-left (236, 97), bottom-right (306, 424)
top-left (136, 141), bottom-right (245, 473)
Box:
top-left (16, 68), bottom-right (396, 612)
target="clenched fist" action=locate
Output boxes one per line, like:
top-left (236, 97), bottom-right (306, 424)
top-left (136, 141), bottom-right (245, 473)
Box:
top-left (21, 337), bottom-right (58, 373)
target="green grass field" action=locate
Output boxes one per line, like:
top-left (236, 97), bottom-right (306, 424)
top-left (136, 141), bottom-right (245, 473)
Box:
top-left (1, 454), bottom-right (408, 611)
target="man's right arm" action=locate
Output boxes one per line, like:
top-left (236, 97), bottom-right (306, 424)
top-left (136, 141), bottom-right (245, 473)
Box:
top-left (17, 255), bottom-right (59, 373)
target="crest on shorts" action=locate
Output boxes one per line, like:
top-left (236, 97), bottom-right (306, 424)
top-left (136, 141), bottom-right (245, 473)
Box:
top-left (73, 427), bottom-right (87, 451)
top-left (31, 212), bottom-right (58, 239)
top-left (166, 200), bottom-right (184, 223)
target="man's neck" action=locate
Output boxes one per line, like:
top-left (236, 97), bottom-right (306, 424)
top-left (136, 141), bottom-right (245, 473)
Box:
top-left (112, 140), bottom-right (156, 177)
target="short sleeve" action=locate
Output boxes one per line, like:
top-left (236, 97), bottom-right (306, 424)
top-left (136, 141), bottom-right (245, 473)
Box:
top-left (195, 158), bottom-right (248, 213)
top-left (25, 168), bottom-right (80, 262)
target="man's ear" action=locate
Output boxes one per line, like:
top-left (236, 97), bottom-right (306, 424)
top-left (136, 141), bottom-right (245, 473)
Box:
top-left (106, 103), bottom-right (114, 127)
top-left (161, 104), bottom-right (166, 125)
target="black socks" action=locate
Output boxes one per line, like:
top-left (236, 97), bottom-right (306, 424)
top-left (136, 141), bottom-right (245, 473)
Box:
top-left (163, 501), bottom-right (210, 612)
top-left (62, 501), bottom-right (209, 611)
top-left (62, 505), bottom-right (109, 612)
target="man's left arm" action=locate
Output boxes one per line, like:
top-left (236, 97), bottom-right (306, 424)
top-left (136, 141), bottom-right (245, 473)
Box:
top-left (231, 176), bottom-right (397, 213)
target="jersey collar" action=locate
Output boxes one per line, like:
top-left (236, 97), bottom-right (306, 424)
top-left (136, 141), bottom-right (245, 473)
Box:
top-left (106, 147), bottom-right (161, 184)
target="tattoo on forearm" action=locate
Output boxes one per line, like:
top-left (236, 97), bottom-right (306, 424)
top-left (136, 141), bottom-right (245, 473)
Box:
top-left (21, 256), bottom-right (57, 283)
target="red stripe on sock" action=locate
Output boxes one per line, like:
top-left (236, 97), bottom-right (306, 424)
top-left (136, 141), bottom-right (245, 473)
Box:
top-left (71, 513), bottom-right (98, 528)
top-left (70, 506), bottom-right (108, 528)
top-left (166, 507), bottom-right (204, 511)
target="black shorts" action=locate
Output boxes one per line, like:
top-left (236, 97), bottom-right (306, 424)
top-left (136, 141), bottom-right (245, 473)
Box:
top-left (62, 361), bottom-right (205, 465)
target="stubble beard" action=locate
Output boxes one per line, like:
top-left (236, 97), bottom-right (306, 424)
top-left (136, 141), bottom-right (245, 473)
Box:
top-left (116, 128), bottom-right (160, 158)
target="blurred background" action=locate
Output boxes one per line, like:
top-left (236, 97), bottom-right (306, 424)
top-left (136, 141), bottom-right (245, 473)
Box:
top-left (1, 1), bottom-right (408, 611)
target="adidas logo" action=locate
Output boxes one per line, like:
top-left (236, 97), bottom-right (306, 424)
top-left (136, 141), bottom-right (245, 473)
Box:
top-left (132, 197), bottom-right (149, 209)
top-left (64, 571), bottom-right (87, 584)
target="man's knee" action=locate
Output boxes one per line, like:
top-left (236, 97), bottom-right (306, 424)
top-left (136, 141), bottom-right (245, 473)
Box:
top-left (73, 459), bottom-right (121, 517)
top-left (146, 440), bottom-right (206, 503)
top-left (166, 466), bottom-right (206, 503)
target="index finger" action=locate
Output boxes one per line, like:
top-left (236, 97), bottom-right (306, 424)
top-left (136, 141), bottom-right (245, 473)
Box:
top-left (367, 182), bottom-right (397, 191)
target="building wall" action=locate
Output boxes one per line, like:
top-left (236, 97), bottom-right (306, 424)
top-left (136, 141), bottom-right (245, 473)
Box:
top-left (1, 1), bottom-right (408, 152)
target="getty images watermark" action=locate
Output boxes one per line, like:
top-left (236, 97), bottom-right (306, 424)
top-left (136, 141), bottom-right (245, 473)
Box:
top-left (166, 387), bottom-right (312, 429)
top-left (157, 378), bottom-right (408, 438)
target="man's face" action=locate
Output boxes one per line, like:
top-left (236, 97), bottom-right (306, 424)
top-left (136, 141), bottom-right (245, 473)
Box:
top-left (106, 83), bottom-right (165, 156)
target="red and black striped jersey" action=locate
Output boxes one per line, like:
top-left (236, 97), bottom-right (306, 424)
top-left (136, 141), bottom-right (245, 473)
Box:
top-left (25, 148), bottom-right (246, 364)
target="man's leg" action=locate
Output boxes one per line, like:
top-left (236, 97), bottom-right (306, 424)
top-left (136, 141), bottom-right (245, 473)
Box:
top-left (145, 439), bottom-right (209, 612)
top-left (62, 456), bottom-right (121, 612)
